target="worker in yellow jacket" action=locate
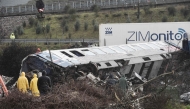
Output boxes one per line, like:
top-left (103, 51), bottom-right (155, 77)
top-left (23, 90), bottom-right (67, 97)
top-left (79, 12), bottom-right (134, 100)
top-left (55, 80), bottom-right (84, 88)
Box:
top-left (17, 72), bottom-right (29, 93)
top-left (30, 74), bottom-right (40, 96)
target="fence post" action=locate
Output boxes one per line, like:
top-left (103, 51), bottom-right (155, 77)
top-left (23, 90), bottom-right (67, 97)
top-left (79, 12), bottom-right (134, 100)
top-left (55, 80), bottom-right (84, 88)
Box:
top-left (25, 6), bottom-right (27, 12)
top-left (6, 7), bottom-right (7, 13)
top-left (59, 3), bottom-right (60, 10)
top-left (52, 3), bottom-right (53, 10)
top-left (12, 7), bottom-right (13, 13)
top-left (80, 1), bottom-right (81, 8)
top-left (109, 0), bottom-right (110, 6)
top-left (73, 2), bottom-right (74, 8)
top-left (32, 5), bottom-right (33, 11)
top-left (19, 6), bottom-right (21, 13)
top-left (87, 1), bottom-right (88, 7)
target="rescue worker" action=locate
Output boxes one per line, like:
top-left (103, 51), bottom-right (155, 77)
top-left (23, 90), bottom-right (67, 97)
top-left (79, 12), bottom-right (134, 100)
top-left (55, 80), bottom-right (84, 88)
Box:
top-left (30, 74), bottom-right (40, 96)
top-left (105, 74), bottom-right (117, 95)
top-left (36, 0), bottom-right (44, 18)
top-left (36, 48), bottom-right (41, 53)
top-left (10, 33), bottom-right (15, 40)
top-left (37, 70), bottom-right (51, 95)
top-left (17, 72), bottom-right (29, 93)
top-left (118, 74), bottom-right (128, 97)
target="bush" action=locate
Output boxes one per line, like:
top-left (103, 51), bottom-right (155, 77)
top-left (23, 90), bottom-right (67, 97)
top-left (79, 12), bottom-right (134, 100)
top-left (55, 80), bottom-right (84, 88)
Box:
top-left (46, 24), bottom-right (50, 33)
top-left (22, 21), bottom-right (26, 27)
top-left (105, 14), bottom-right (109, 17)
top-left (36, 24), bottom-right (41, 34)
top-left (84, 22), bottom-right (88, 30)
top-left (64, 5), bottom-right (71, 13)
top-left (69, 8), bottom-right (76, 15)
top-left (92, 19), bottom-right (96, 25)
top-left (46, 17), bottom-right (51, 21)
top-left (180, 8), bottom-right (189, 18)
top-left (68, 33), bottom-right (71, 39)
top-left (143, 6), bottom-right (152, 15)
top-left (90, 5), bottom-right (100, 13)
top-left (162, 16), bottom-right (168, 22)
top-left (112, 13), bottom-right (121, 17)
top-left (188, 17), bottom-right (190, 21)
top-left (0, 42), bottom-right (37, 77)
top-left (167, 6), bottom-right (176, 16)
top-left (84, 14), bottom-right (89, 18)
top-left (74, 20), bottom-right (80, 31)
top-left (94, 23), bottom-right (99, 31)
top-left (28, 17), bottom-right (35, 26)
top-left (65, 25), bottom-right (69, 32)
top-left (61, 19), bottom-right (67, 27)
top-left (17, 26), bottom-right (24, 35)
top-left (127, 16), bottom-right (131, 23)
top-left (14, 29), bottom-right (18, 38)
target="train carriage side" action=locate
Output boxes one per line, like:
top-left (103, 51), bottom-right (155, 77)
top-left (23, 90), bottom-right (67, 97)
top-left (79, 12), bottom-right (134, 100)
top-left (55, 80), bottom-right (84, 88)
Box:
top-left (20, 41), bottom-right (177, 81)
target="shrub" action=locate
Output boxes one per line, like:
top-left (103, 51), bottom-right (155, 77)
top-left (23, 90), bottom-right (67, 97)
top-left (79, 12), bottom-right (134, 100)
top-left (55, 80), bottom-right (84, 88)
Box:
top-left (92, 19), bottom-right (96, 25)
top-left (0, 42), bottom-right (37, 77)
top-left (180, 8), bottom-right (189, 18)
top-left (36, 24), bottom-right (41, 34)
top-left (65, 25), bottom-right (69, 32)
top-left (188, 17), bottom-right (190, 21)
top-left (105, 14), bottom-right (109, 17)
top-left (127, 16), bottom-right (131, 23)
top-left (167, 6), bottom-right (176, 16)
top-left (84, 22), bottom-right (88, 30)
top-left (90, 5), bottom-right (100, 13)
top-left (28, 17), bottom-right (35, 26)
top-left (61, 19), bottom-right (67, 27)
top-left (84, 14), bottom-right (89, 18)
top-left (74, 20), bottom-right (80, 31)
top-left (143, 6), bottom-right (152, 15)
top-left (17, 26), bottom-right (24, 35)
top-left (112, 13), bottom-right (121, 17)
top-left (94, 23), bottom-right (99, 31)
top-left (69, 8), bottom-right (76, 15)
top-left (68, 33), bottom-right (71, 39)
top-left (46, 24), bottom-right (50, 33)
top-left (14, 29), bottom-right (18, 38)
top-left (46, 17), bottom-right (51, 21)
top-left (162, 16), bottom-right (168, 22)
top-left (22, 21), bottom-right (26, 27)
top-left (64, 5), bottom-right (71, 13)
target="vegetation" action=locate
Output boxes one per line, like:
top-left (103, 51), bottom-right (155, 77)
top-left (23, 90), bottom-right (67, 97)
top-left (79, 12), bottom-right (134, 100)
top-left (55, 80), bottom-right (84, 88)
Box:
top-left (17, 4), bottom-right (190, 40)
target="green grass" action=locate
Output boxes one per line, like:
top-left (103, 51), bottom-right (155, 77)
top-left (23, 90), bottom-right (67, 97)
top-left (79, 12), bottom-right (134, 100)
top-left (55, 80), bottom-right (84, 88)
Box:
top-left (18, 4), bottom-right (190, 39)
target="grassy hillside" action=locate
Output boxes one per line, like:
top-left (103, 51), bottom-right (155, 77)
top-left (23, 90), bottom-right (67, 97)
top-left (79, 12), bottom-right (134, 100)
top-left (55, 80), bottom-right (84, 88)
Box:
top-left (17, 3), bottom-right (190, 39)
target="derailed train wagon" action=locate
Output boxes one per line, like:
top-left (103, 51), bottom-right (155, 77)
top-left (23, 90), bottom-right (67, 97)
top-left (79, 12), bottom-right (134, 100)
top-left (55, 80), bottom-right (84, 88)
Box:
top-left (20, 41), bottom-right (178, 83)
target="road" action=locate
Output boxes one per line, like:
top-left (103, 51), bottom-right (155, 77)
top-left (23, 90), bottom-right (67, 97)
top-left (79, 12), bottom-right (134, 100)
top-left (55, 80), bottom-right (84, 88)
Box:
top-left (0, 0), bottom-right (30, 7)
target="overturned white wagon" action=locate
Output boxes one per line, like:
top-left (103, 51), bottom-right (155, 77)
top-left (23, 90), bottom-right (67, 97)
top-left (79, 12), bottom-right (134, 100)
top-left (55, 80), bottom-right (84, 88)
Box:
top-left (20, 41), bottom-right (178, 82)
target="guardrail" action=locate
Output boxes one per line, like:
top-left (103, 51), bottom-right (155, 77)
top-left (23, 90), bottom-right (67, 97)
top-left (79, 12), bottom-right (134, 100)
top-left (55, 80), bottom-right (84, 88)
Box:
top-left (0, 39), bottom-right (99, 44)
top-left (0, 0), bottom-right (190, 17)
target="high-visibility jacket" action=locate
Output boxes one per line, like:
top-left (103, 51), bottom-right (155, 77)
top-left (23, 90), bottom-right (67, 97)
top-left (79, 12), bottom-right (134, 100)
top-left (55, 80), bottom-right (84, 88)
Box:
top-left (30, 74), bottom-right (40, 96)
top-left (17, 72), bottom-right (29, 93)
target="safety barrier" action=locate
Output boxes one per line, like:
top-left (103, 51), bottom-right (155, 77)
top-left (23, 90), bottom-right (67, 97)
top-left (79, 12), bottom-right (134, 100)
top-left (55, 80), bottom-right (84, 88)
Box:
top-left (0, 38), bottom-right (99, 44)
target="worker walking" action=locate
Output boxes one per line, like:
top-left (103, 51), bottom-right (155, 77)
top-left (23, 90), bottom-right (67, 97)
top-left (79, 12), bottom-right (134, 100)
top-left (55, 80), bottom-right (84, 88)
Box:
top-left (37, 70), bottom-right (51, 95)
top-left (17, 72), bottom-right (29, 93)
top-left (36, 0), bottom-right (45, 18)
top-left (30, 74), bottom-right (40, 96)
top-left (118, 74), bottom-right (128, 97)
